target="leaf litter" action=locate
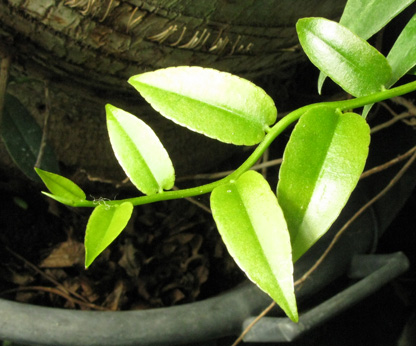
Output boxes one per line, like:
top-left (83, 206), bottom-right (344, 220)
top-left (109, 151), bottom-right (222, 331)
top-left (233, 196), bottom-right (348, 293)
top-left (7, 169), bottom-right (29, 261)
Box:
top-left (0, 183), bottom-right (245, 310)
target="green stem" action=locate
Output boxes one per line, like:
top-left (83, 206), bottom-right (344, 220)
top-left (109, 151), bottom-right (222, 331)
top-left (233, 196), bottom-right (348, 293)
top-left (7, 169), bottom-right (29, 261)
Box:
top-left (333, 81), bottom-right (416, 110)
top-left (78, 80), bottom-right (416, 208)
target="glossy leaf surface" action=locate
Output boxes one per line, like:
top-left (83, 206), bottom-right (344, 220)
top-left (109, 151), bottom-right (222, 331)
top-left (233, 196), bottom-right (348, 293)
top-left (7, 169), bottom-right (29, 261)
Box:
top-left (211, 170), bottom-right (298, 322)
top-left (297, 18), bottom-right (391, 97)
top-left (85, 202), bottom-right (133, 268)
top-left (277, 107), bottom-right (370, 261)
top-left (128, 66), bottom-right (277, 145)
top-left (1, 94), bottom-right (59, 181)
top-left (387, 13), bottom-right (416, 87)
top-left (106, 104), bottom-right (175, 195)
top-left (340, 0), bottom-right (415, 39)
top-left (35, 168), bottom-right (86, 206)
top-left (318, 0), bottom-right (415, 93)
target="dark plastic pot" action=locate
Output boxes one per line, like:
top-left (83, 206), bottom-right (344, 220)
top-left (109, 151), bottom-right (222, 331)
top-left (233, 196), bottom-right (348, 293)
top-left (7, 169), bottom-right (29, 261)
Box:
top-left (0, 124), bottom-right (415, 345)
top-left (0, 186), bottom-right (409, 346)
top-left (0, 187), bottom-right (376, 346)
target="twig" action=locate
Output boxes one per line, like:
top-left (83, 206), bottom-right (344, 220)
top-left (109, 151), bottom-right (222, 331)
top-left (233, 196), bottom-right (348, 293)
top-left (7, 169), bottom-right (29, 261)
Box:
top-left (177, 158), bottom-right (283, 182)
top-left (232, 149), bottom-right (416, 344)
top-left (261, 147), bottom-right (269, 179)
top-left (231, 301), bottom-right (276, 346)
top-left (35, 80), bottom-right (51, 168)
top-left (4, 246), bottom-right (90, 304)
top-left (295, 149), bottom-right (416, 287)
top-left (172, 186), bottom-right (211, 214)
top-left (391, 96), bottom-right (416, 115)
top-left (0, 286), bottom-right (109, 311)
top-left (361, 145), bottom-right (416, 179)
top-left (371, 102), bottom-right (414, 133)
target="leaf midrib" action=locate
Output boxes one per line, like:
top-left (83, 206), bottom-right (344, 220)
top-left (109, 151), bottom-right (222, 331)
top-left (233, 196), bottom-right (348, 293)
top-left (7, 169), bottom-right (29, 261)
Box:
top-left (110, 115), bottom-right (160, 194)
top-left (290, 111), bottom-right (341, 247)
top-left (137, 82), bottom-right (266, 127)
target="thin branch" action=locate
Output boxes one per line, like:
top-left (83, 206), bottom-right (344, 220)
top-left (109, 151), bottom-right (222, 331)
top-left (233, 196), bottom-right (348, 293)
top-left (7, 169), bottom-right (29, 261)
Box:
top-left (371, 112), bottom-right (414, 133)
top-left (361, 145), bottom-right (416, 179)
top-left (0, 286), bottom-right (109, 311)
top-left (295, 149), bottom-right (416, 287)
top-left (172, 186), bottom-right (211, 214)
top-left (391, 96), bottom-right (416, 115)
top-left (5, 246), bottom-right (89, 304)
top-left (177, 158), bottom-right (283, 182)
top-left (231, 300), bottom-right (276, 346)
top-left (371, 101), bottom-right (414, 134)
top-left (233, 149), bottom-right (416, 344)
top-left (261, 147), bottom-right (269, 179)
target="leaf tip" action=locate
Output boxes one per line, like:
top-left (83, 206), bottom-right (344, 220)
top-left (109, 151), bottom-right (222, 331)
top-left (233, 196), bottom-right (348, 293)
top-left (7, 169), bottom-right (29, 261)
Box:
top-left (84, 241), bottom-right (100, 270)
top-left (34, 166), bottom-right (46, 177)
top-left (288, 305), bottom-right (299, 323)
top-left (84, 259), bottom-right (93, 269)
top-left (105, 103), bottom-right (116, 117)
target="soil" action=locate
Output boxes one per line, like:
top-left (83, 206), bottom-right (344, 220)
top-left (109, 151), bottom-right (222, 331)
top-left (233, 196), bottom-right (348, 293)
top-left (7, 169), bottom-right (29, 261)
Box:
top-left (0, 174), bottom-right (245, 311)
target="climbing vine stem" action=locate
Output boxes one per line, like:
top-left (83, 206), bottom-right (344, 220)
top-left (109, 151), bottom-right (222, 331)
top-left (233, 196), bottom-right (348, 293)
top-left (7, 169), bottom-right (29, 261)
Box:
top-left (74, 80), bottom-right (416, 209)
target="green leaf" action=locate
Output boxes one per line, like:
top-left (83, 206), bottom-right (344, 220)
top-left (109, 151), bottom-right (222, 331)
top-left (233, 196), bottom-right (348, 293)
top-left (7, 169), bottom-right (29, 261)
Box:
top-left (317, 71), bottom-right (327, 95)
top-left (351, 13), bottom-right (416, 117)
top-left (35, 168), bottom-right (86, 206)
top-left (318, 0), bottom-right (415, 93)
top-left (362, 104), bottom-right (373, 120)
top-left (339, 0), bottom-right (416, 40)
top-left (85, 202), bottom-right (133, 268)
top-left (128, 66), bottom-right (277, 146)
top-left (106, 104), bottom-right (175, 195)
top-left (1, 93), bottom-right (60, 181)
top-left (297, 18), bottom-right (391, 97)
top-left (211, 170), bottom-right (298, 322)
top-left (387, 13), bottom-right (416, 87)
top-left (40, 191), bottom-right (81, 206)
top-left (277, 107), bottom-right (370, 261)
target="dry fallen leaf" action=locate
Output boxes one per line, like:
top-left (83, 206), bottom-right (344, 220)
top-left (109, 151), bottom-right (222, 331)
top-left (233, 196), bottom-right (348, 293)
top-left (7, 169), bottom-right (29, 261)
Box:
top-left (118, 240), bottom-right (141, 277)
top-left (40, 238), bottom-right (85, 268)
top-left (103, 280), bottom-right (126, 310)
